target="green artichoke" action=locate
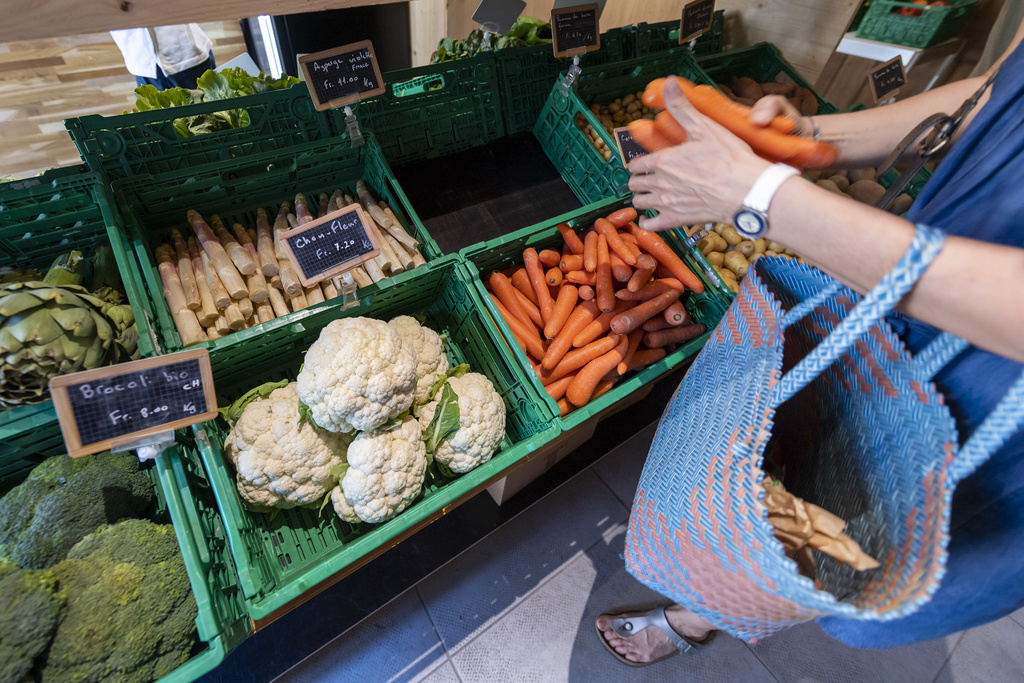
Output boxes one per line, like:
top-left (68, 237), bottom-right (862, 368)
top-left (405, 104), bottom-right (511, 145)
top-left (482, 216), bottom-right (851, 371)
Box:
top-left (0, 282), bottom-right (124, 408)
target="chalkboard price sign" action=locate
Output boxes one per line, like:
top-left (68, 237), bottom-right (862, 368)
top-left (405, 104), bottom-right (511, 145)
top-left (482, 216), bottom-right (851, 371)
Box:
top-left (613, 127), bottom-right (648, 165)
top-left (551, 4), bottom-right (601, 58)
top-left (299, 40), bottom-right (387, 111)
top-left (49, 349), bottom-right (218, 458)
top-left (680, 0), bottom-right (716, 43)
top-left (279, 204), bottom-right (381, 286)
top-left (869, 56), bottom-right (907, 103)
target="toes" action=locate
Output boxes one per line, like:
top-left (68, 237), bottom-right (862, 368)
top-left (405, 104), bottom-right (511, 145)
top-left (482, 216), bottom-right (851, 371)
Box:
top-left (596, 615), bottom-right (611, 630)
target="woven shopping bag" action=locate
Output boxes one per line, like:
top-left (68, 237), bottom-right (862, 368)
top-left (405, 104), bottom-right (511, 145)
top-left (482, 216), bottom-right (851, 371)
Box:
top-left (624, 224), bottom-right (1024, 640)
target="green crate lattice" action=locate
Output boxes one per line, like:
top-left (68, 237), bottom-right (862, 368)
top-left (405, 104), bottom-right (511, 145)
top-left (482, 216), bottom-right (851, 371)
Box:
top-left (857, 0), bottom-right (977, 48)
top-left (111, 132), bottom-right (440, 359)
top-left (631, 10), bottom-right (726, 58)
top-left (191, 255), bottom-right (558, 619)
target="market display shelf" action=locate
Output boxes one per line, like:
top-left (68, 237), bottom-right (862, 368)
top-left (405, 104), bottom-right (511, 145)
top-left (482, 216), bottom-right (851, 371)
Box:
top-left (533, 47), bottom-right (713, 205)
top-left (110, 132), bottom-right (439, 358)
top-left (460, 196), bottom-right (730, 433)
top-left (65, 84), bottom-right (333, 186)
top-left (631, 10), bottom-right (726, 58)
top-left (0, 432), bottom-right (250, 683)
top-left (191, 255), bottom-right (559, 620)
top-left (0, 166), bottom-right (156, 453)
top-left (856, 0), bottom-right (976, 48)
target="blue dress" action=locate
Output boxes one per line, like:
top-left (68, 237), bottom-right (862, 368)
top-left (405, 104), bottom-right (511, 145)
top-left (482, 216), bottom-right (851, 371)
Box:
top-left (818, 42), bottom-right (1024, 647)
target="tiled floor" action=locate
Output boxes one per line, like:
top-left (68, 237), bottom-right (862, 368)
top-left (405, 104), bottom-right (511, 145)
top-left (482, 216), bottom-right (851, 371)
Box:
top-left (275, 423), bottom-right (1024, 683)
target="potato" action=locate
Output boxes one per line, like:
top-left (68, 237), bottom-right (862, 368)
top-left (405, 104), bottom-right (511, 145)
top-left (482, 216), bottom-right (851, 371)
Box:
top-left (731, 76), bottom-right (764, 100)
top-left (815, 179), bottom-right (842, 194)
top-left (717, 83), bottom-right (736, 99)
top-left (830, 169), bottom-right (848, 178)
top-left (607, 102), bottom-right (621, 113)
top-left (626, 102), bottom-right (640, 114)
top-left (735, 240), bottom-right (757, 257)
top-left (889, 193), bottom-right (914, 215)
top-left (590, 104), bottom-right (602, 115)
top-left (803, 170), bottom-right (822, 182)
top-left (783, 248), bottom-right (795, 256)
top-left (706, 251), bottom-right (725, 267)
top-left (754, 238), bottom-right (768, 254)
top-left (698, 236), bottom-right (718, 256)
top-left (748, 252), bottom-right (764, 265)
top-left (723, 251), bottom-right (749, 278)
top-left (761, 82), bottom-right (797, 97)
top-left (764, 250), bottom-right (780, 257)
top-left (713, 223), bottom-right (726, 235)
top-left (721, 226), bottom-right (743, 246)
top-left (767, 241), bottom-right (785, 253)
top-left (828, 175), bottom-right (850, 192)
top-left (735, 97), bottom-right (757, 107)
top-left (848, 167), bottom-right (876, 183)
top-left (622, 93), bottom-right (636, 106)
top-left (848, 179), bottom-right (887, 205)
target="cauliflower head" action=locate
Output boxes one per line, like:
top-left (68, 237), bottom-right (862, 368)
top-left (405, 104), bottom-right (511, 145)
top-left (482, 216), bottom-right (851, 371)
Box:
top-left (297, 317), bottom-right (417, 433)
top-left (418, 372), bottom-right (505, 474)
top-left (331, 415), bottom-right (426, 524)
top-left (225, 382), bottom-right (351, 509)
top-left (388, 315), bottom-right (449, 405)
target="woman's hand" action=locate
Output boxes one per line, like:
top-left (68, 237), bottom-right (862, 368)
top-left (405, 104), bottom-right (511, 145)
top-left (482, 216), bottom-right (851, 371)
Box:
top-left (627, 78), bottom-right (772, 231)
top-left (750, 95), bottom-right (815, 138)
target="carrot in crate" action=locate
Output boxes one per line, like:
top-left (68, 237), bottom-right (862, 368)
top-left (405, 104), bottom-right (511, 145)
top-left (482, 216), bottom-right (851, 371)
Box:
top-left (523, 249), bottom-right (555, 324)
top-left (490, 294), bottom-right (547, 359)
top-left (573, 299), bottom-right (629, 348)
top-left (617, 329), bottom-right (646, 375)
top-left (542, 301), bottom-right (601, 370)
top-left (566, 334), bottom-right (630, 406)
top-left (512, 288), bottom-right (544, 329)
top-left (664, 301), bottom-right (691, 326)
top-left (583, 232), bottom-right (598, 272)
top-left (611, 289), bottom-right (681, 334)
top-left (628, 254), bottom-right (657, 292)
top-left (544, 284), bottom-right (578, 340)
top-left (622, 348), bottom-right (667, 374)
top-left (539, 335), bottom-right (619, 385)
top-left (609, 252), bottom-right (632, 283)
top-left (546, 268), bottom-right (563, 287)
top-left (594, 218), bottom-right (637, 266)
top-left (566, 270), bottom-right (597, 286)
top-left (539, 250), bottom-right (561, 268)
top-left (606, 207), bottom-right (638, 229)
top-left (578, 285), bottom-right (595, 301)
top-left (490, 272), bottom-right (535, 331)
top-left (644, 324), bottom-right (707, 348)
top-left (595, 235), bottom-right (616, 313)
top-left (545, 373), bottom-right (578, 401)
top-left (557, 223), bottom-right (585, 254)
top-left (626, 223), bottom-right (704, 293)
top-left (560, 254), bottom-right (583, 272)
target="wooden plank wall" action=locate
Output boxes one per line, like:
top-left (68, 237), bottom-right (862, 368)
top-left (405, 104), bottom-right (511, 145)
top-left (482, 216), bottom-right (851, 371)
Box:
top-left (0, 22), bottom-right (246, 179)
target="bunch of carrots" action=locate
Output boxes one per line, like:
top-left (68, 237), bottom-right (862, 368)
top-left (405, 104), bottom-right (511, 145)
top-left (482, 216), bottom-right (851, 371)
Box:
top-left (486, 206), bottom-right (707, 416)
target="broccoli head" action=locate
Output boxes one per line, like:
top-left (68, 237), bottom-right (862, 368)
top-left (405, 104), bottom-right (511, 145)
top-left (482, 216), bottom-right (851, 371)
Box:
top-left (0, 560), bottom-right (65, 683)
top-left (40, 519), bottom-right (198, 683)
top-left (0, 451), bottom-right (155, 569)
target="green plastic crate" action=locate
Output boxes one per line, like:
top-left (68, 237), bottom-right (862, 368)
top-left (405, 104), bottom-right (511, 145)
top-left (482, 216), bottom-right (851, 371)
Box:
top-left (64, 84), bottom-right (333, 186)
top-left (533, 48), bottom-right (713, 205)
top-left (631, 10), bottom-right (726, 57)
top-left (111, 133), bottom-right (440, 358)
top-left (0, 433), bottom-right (250, 683)
top-left (338, 54), bottom-right (506, 166)
top-left (0, 166), bottom-right (157, 455)
top-left (190, 255), bottom-right (558, 619)
top-left (857, 0), bottom-right (976, 48)
top-left (460, 196), bottom-right (730, 432)
top-left (497, 27), bottom-right (630, 136)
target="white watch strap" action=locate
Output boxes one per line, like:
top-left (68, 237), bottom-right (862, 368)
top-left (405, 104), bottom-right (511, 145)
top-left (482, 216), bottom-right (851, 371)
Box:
top-left (742, 163), bottom-right (800, 213)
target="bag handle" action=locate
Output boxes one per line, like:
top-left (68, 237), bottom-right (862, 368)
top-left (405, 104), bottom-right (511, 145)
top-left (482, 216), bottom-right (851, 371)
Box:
top-left (773, 224), bottom-right (946, 405)
top-left (950, 371), bottom-right (1024, 483)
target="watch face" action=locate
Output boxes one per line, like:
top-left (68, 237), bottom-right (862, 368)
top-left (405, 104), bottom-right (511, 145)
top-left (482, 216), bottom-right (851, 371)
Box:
top-left (733, 210), bottom-right (766, 238)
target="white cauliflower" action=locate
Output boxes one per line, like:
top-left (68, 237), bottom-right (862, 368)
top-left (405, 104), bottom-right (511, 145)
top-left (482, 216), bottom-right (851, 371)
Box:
top-left (388, 315), bottom-right (449, 405)
top-left (331, 415), bottom-right (427, 524)
top-left (224, 382), bottom-right (352, 510)
top-left (297, 317), bottom-right (417, 433)
top-left (418, 372), bottom-right (505, 474)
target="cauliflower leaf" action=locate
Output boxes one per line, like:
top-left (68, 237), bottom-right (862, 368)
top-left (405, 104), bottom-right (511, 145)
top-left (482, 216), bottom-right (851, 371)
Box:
top-left (422, 382), bottom-right (461, 456)
top-left (219, 379), bottom-right (289, 427)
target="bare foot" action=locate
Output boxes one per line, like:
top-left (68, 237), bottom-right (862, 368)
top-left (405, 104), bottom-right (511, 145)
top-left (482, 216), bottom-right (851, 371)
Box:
top-left (596, 605), bottom-right (714, 664)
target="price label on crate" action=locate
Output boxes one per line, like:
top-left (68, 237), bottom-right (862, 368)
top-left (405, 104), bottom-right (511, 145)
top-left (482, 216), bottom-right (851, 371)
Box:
top-left (551, 4), bottom-right (601, 58)
top-left (613, 127), bottom-right (648, 165)
top-left (869, 56), bottom-right (907, 103)
top-left (299, 40), bottom-right (387, 112)
top-left (49, 349), bottom-right (218, 458)
top-left (279, 204), bottom-right (381, 286)
top-left (472, 0), bottom-right (527, 34)
top-left (680, 0), bottom-right (716, 43)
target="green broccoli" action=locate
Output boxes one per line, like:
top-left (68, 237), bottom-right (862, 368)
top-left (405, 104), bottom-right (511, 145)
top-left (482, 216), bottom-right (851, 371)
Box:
top-left (0, 560), bottom-right (65, 683)
top-left (40, 519), bottom-right (198, 683)
top-left (0, 452), bottom-right (155, 569)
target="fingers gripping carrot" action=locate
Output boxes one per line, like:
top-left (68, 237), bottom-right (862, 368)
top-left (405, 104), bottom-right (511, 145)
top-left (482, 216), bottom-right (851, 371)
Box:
top-left (511, 268), bottom-right (538, 305)
top-left (610, 289), bottom-right (680, 334)
top-left (557, 223), bottom-right (585, 255)
top-left (544, 284), bottom-right (578, 340)
top-left (642, 77), bottom-right (794, 135)
top-left (594, 218), bottom-right (637, 266)
top-left (627, 119), bottom-right (676, 154)
top-left (567, 334), bottom-right (630, 406)
top-left (595, 234), bottom-right (616, 313)
top-left (654, 111), bottom-right (687, 145)
top-left (627, 253), bottom-right (657, 292)
top-left (626, 223), bottom-right (704, 293)
top-left (524, 248), bottom-right (556, 324)
top-left (583, 231), bottom-right (598, 272)
top-left (542, 301), bottom-right (600, 370)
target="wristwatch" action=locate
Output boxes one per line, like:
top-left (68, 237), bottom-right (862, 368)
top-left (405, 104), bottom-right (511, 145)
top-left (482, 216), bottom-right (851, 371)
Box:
top-left (732, 163), bottom-right (800, 239)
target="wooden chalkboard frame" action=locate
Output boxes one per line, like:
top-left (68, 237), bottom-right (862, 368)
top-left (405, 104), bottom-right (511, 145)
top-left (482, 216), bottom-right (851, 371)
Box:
top-left (869, 56), bottom-right (907, 103)
top-left (299, 40), bottom-right (387, 111)
top-left (551, 3), bottom-right (601, 58)
top-left (613, 126), bottom-right (648, 165)
top-left (278, 204), bottom-right (382, 287)
top-left (679, 0), bottom-right (716, 44)
top-left (49, 349), bottom-right (218, 458)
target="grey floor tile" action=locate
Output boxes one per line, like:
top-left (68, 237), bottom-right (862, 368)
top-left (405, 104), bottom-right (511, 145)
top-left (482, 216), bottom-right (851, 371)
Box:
top-left (450, 526), bottom-right (777, 683)
top-left (591, 421), bottom-right (659, 508)
top-left (934, 616), bottom-right (1024, 683)
top-left (418, 469), bottom-right (630, 653)
top-left (274, 589), bottom-right (447, 683)
top-left (415, 661), bottom-right (462, 683)
top-left (748, 620), bottom-right (959, 683)
top-left (1011, 607), bottom-right (1024, 629)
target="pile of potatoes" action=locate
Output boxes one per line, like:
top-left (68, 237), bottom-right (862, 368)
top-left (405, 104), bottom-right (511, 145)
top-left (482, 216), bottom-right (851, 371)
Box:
top-left (696, 224), bottom-right (806, 294)
top-left (806, 167), bottom-right (914, 215)
top-left (719, 75), bottom-right (819, 116)
top-left (574, 90), bottom-right (659, 161)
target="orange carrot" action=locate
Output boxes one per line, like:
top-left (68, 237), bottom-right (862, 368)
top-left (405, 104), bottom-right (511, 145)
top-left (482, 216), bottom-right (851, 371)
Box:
top-left (642, 77), bottom-right (794, 135)
top-left (655, 111), bottom-right (687, 145)
top-left (573, 299), bottom-right (629, 348)
top-left (620, 231), bottom-right (638, 245)
top-left (540, 334), bottom-right (620, 384)
top-left (558, 398), bottom-right (572, 416)
top-left (546, 267), bottom-right (563, 287)
top-left (611, 289), bottom-right (680, 334)
top-left (610, 252), bottom-right (632, 283)
top-left (644, 323), bottom-right (707, 348)
top-left (566, 270), bottom-right (597, 286)
top-left (628, 253), bottom-right (657, 292)
top-left (544, 284), bottom-right (578, 339)
top-left (524, 248), bottom-right (555, 324)
top-left (490, 293), bottom-right (547, 359)
top-left (539, 249), bottom-right (561, 268)
top-left (542, 300), bottom-right (600, 370)
top-left (578, 285), bottom-right (595, 301)
top-left (560, 254), bottom-right (584, 271)
top-left (511, 268), bottom-right (538, 305)
top-left (583, 231), bottom-right (598, 272)
top-left (626, 224), bottom-right (704, 293)
top-left (627, 119), bottom-right (677, 154)
top-left (642, 316), bottom-right (674, 332)
top-left (595, 234), bottom-right (616, 313)
top-left (594, 217), bottom-right (637, 266)
top-left (623, 348), bottom-right (667, 373)
top-left (617, 329), bottom-right (645, 375)
top-left (606, 207), bottom-right (637, 229)
top-left (664, 301), bottom-right (691, 326)
top-left (513, 287), bottom-right (544, 330)
top-left (545, 372), bottom-right (578, 401)
top-left (567, 334), bottom-right (630, 406)
top-left (616, 279), bottom-right (684, 301)
top-left (592, 378), bottom-right (618, 401)
top-left (490, 272), bottom-right (534, 329)
top-left (557, 223), bottom-right (585, 255)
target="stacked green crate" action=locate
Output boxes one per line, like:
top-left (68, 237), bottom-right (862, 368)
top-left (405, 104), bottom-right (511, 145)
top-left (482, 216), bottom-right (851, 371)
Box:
top-left (857, 0), bottom-right (977, 48)
top-left (631, 10), bottom-right (726, 57)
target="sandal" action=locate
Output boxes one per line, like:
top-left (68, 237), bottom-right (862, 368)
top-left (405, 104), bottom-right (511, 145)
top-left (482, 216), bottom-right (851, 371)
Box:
top-left (595, 606), bottom-right (713, 667)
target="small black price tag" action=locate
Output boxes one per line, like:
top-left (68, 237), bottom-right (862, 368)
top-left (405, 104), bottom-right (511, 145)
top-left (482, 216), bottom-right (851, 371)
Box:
top-left (49, 349), bottom-right (218, 458)
top-left (680, 0), bottom-right (716, 43)
top-left (279, 204), bottom-right (381, 287)
top-left (613, 127), bottom-right (648, 165)
top-left (472, 0), bottom-right (527, 35)
top-left (869, 56), bottom-right (907, 103)
top-left (551, 4), bottom-right (601, 58)
top-left (299, 40), bottom-right (386, 112)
